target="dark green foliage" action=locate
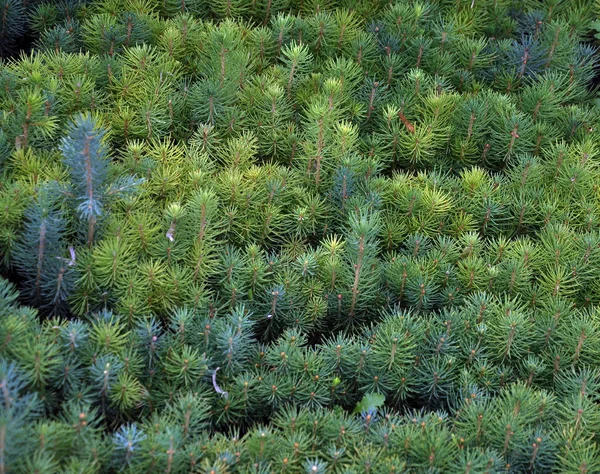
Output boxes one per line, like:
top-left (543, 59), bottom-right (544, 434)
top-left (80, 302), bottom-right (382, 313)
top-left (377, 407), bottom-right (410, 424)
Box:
top-left (0, 0), bottom-right (27, 54)
top-left (11, 183), bottom-right (74, 313)
top-left (2, 0), bottom-right (600, 472)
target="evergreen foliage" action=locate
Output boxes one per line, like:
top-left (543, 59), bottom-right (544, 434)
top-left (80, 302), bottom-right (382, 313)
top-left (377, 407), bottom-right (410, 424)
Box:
top-left (1, 0), bottom-right (600, 471)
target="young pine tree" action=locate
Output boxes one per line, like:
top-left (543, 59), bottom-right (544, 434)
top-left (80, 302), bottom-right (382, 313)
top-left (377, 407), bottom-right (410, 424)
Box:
top-left (12, 184), bottom-right (75, 314)
top-left (60, 114), bottom-right (143, 247)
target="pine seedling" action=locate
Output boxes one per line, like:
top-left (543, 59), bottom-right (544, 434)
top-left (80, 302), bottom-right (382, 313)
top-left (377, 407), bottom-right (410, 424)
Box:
top-left (339, 208), bottom-right (382, 327)
top-left (60, 114), bottom-right (143, 246)
top-left (278, 40), bottom-right (313, 102)
top-left (2, 86), bottom-right (59, 151)
top-left (163, 343), bottom-right (209, 389)
top-left (0, 359), bottom-right (45, 474)
top-left (112, 423), bottom-right (147, 469)
top-left (28, 2), bottom-right (60, 36)
top-left (210, 304), bottom-right (255, 376)
top-left (12, 183), bottom-right (74, 313)
top-left (157, 13), bottom-right (204, 67)
top-left (557, 432), bottom-right (600, 474)
top-left (37, 23), bottom-right (80, 54)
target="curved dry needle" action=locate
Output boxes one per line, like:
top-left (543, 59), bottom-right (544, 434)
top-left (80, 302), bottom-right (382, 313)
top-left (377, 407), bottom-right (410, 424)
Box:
top-left (166, 222), bottom-right (176, 242)
top-left (56, 246), bottom-right (76, 266)
top-left (212, 367), bottom-right (228, 400)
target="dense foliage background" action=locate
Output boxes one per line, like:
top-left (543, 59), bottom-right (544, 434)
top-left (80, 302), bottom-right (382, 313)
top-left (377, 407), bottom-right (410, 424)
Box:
top-left (2, 0), bottom-right (600, 472)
